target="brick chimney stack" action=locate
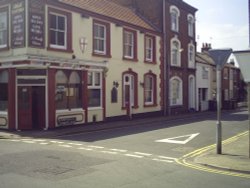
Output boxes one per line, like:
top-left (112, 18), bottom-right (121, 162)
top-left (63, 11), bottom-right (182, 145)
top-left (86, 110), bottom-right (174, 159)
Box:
top-left (201, 43), bottom-right (212, 53)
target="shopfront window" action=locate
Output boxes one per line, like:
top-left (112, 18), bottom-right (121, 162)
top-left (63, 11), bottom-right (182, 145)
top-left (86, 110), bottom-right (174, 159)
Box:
top-left (0, 70), bottom-right (8, 111)
top-left (55, 70), bottom-right (82, 110)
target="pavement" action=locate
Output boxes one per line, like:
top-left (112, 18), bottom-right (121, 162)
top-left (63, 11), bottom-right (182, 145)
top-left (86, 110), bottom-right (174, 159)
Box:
top-left (0, 110), bottom-right (250, 176)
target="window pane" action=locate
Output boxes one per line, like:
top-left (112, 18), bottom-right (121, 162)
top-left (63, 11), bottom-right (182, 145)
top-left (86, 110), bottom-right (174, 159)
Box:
top-left (55, 71), bottom-right (68, 110)
top-left (58, 16), bottom-right (65, 30)
top-left (58, 31), bottom-right (65, 46)
top-left (68, 84), bottom-right (82, 109)
top-left (0, 83), bottom-right (8, 111)
top-left (0, 11), bottom-right (7, 46)
top-left (50, 30), bottom-right (56, 45)
top-left (94, 72), bottom-right (101, 86)
top-left (50, 14), bottom-right (57, 29)
top-left (88, 72), bottom-right (93, 86)
top-left (88, 89), bottom-right (101, 107)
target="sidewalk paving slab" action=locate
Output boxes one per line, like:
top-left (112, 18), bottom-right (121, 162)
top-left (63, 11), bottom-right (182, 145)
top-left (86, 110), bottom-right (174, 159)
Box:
top-left (194, 133), bottom-right (250, 174)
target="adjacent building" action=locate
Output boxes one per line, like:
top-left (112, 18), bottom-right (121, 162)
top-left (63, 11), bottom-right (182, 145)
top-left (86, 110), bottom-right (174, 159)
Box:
top-left (110, 0), bottom-right (198, 115)
top-left (195, 43), bottom-right (244, 111)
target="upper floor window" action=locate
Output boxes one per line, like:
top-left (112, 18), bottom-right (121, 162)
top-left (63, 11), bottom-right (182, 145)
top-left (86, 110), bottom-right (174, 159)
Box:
top-left (188, 43), bottom-right (195, 68)
top-left (171, 38), bottom-right (181, 66)
top-left (187, 14), bottom-right (195, 37)
top-left (93, 20), bottom-right (111, 57)
top-left (202, 67), bottom-right (209, 79)
top-left (145, 35), bottom-right (156, 63)
top-left (123, 28), bottom-right (137, 61)
top-left (50, 13), bottom-right (66, 49)
top-left (48, 8), bottom-right (72, 52)
top-left (170, 6), bottom-right (180, 32)
top-left (0, 8), bottom-right (8, 49)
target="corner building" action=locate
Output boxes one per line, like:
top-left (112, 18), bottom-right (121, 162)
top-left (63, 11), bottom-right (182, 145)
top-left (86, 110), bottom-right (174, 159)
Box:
top-left (0, 0), bottom-right (162, 130)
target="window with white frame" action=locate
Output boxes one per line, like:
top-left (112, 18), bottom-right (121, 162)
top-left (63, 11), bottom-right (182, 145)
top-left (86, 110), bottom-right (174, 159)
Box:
top-left (49, 13), bottom-right (67, 49)
top-left (88, 72), bottom-right (102, 108)
top-left (144, 74), bottom-right (155, 105)
top-left (93, 22), bottom-right (106, 54)
top-left (188, 44), bottom-right (195, 68)
top-left (170, 6), bottom-right (179, 32)
top-left (124, 29), bottom-right (135, 59)
top-left (187, 14), bottom-right (195, 37)
top-left (0, 9), bottom-right (7, 48)
top-left (145, 36), bottom-right (154, 62)
top-left (170, 77), bottom-right (183, 106)
top-left (202, 67), bottom-right (209, 79)
top-left (171, 39), bottom-right (181, 66)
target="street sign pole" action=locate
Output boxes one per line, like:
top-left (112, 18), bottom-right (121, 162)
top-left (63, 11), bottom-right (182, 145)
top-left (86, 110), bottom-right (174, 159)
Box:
top-left (248, 83), bottom-right (250, 158)
top-left (216, 67), bottom-right (222, 154)
top-left (209, 48), bottom-right (232, 155)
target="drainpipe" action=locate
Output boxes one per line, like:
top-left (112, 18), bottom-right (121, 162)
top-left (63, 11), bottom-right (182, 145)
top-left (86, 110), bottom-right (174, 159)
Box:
top-left (163, 0), bottom-right (167, 116)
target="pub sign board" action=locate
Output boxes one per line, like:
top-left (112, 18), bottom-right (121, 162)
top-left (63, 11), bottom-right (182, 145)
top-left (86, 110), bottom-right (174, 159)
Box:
top-left (28, 0), bottom-right (45, 48)
top-left (11, 0), bottom-right (26, 48)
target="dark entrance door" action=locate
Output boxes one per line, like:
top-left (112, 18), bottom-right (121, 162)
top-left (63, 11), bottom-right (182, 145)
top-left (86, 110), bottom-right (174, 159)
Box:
top-left (18, 86), bottom-right (45, 130)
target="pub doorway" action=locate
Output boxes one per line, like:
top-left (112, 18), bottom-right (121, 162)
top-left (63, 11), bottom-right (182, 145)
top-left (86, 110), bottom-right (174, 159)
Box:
top-left (18, 86), bottom-right (45, 130)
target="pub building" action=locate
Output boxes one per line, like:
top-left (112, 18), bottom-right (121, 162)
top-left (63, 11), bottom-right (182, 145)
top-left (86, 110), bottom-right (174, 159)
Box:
top-left (0, 0), bottom-right (162, 130)
top-left (0, 0), bottom-right (108, 130)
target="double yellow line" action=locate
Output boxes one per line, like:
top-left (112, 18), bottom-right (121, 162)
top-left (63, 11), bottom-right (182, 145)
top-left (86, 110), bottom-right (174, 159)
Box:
top-left (176, 131), bottom-right (250, 179)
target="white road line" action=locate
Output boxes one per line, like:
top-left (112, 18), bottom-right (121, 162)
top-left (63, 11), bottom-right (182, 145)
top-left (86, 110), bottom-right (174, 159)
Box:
top-left (134, 152), bottom-right (152, 156)
top-left (101, 151), bottom-right (118, 155)
top-left (10, 139), bottom-right (20, 142)
top-left (152, 158), bottom-right (174, 163)
top-left (110, 149), bottom-right (128, 152)
top-left (125, 154), bottom-right (144, 158)
top-left (58, 145), bottom-right (72, 148)
top-left (39, 143), bottom-right (49, 145)
top-left (158, 156), bottom-right (178, 161)
top-left (21, 139), bottom-right (32, 141)
top-left (33, 139), bottom-right (46, 142)
top-left (78, 147), bottom-right (93, 151)
top-left (50, 141), bottom-right (64, 144)
top-left (68, 143), bottom-right (83, 146)
top-left (88, 146), bottom-right (105, 149)
top-left (22, 141), bottom-right (36, 144)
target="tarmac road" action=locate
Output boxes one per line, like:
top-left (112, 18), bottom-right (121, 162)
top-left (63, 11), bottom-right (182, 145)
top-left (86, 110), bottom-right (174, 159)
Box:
top-left (0, 110), bottom-right (249, 188)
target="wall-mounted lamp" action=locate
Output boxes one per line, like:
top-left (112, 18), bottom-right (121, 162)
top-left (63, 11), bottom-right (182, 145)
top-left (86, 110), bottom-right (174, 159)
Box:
top-left (79, 37), bottom-right (88, 54)
top-left (113, 81), bottom-right (119, 88)
top-left (140, 81), bottom-right (144, 87)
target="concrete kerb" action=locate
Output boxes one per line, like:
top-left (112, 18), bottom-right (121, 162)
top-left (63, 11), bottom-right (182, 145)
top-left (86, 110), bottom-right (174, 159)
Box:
top-left (0, 111), bottom-right (216, 139)
top-left (177, 131), bottom-right (250, 179)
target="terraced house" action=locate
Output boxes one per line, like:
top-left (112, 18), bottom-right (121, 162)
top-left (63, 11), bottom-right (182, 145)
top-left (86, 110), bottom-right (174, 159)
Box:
top-left (0, 0), bottom-right (162, 130)
top-left (111, 0), bottom-right (198, 115)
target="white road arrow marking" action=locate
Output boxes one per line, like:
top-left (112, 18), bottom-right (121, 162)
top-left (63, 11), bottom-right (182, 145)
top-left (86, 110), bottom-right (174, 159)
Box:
top-left (155, 133), bottom-right (200, 144)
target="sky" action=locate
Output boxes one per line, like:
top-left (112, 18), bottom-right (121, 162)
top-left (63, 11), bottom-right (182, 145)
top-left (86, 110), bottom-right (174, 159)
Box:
top-left (184, 0), bottom-right (249, 51)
